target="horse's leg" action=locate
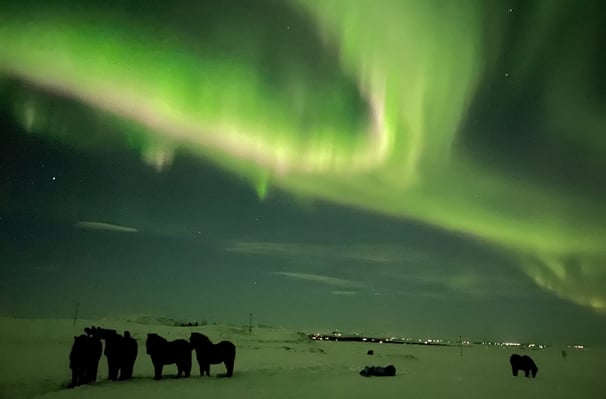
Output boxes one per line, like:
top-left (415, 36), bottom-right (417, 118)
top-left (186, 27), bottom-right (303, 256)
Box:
top-left (153, 362), bottom-right (163, 380)
top-left (178, 358), bottom-right (188, 378)
top-left (124, 361), bottom-right (133, 379)
top-left (108, 357), bottom-right (119, 381)
top-left (184, 357), bottom-right (191, 378)
top-left (91, 360), bottom-right (99, 382)
top-left (226, 346), bottom-right (236, 377)
top-left (70, 368), bottom-right (78, 388)
top-left (225, 358), bottom-right (234, 377)
top-left (196, 349), bottom-right (204, 377)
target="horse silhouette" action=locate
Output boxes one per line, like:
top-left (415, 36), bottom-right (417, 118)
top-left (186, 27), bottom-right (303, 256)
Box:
top-left (189, 332), bottom-right (236, 377)
top-left (509, 354), bottom-right (538, 378)
top-left (146, 333), bottom-right (192, 380)
top-left (69, 334), bottom-right (102, 387)
top-left (120, 331), bottom-right (138, 380)
top-left (86, 326), bottom-right (128, 381)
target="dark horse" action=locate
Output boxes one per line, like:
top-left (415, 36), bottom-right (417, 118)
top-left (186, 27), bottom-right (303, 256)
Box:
top-left (189, 332), bottom-right (236, 377)
top-left (509, 354), bottom-right (538, 378)
top-left (146, 333), bottom-right (192, 380)
top-left (69, 334), bottom-right (102, 388)
top-left (85, 326), bottom-right (127, 381)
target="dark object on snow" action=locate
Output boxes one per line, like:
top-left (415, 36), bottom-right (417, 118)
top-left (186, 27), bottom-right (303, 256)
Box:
top-left (69, 334), bottom-right (102, 387)
top-left (120, 331), bottom-right (138, 380)
top-left (509, 354), bottom-right (538, 378)
top-left (85, 326), bottom-right (117, 337)
top-left (367, 350), bottom-right (374, 355)
top-left (190, 332), bottom-right (236, 377)
top-left (104, 331), bottom-right (124, 381)
top-left (359, 364), bottom-right (396, 377)
top-left (146, 333), bottom-right (192, 380)
top-left (86, 327), bottom-right (138, 380)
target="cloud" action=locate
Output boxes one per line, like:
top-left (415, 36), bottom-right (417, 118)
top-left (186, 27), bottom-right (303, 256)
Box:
top-left (226, 241), bottom-right (405, 263)
top-left (273, 272), bottom-right (362, 288)
top-left (372, 290), bottom-right (447, 299)
top-left (74, 221), bottom-right (138, 233)
top-left (378, 268), bottom-right (543, 300)
top-left (330, 290), bottom-right (358, 296)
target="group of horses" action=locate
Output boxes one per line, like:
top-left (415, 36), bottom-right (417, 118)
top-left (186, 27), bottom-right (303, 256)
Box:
top-left (69, 327), bottom-right (137, 387)
top-left (70, 327), bottom-right (536, 388)
top-left (146, 332), bottom-right (236, 380)
top-left (69, 327), bottom-right (236, 388)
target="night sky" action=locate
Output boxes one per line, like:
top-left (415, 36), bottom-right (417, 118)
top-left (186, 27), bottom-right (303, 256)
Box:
top-left (1, 0), bottom-right (605, 344)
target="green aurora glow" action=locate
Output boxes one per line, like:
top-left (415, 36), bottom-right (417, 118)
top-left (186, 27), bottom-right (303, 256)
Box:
top-left (1, 0), bottom-right (605, 310)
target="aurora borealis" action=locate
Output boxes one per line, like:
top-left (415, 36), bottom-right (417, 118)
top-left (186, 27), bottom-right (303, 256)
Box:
top-left (1, 0), bottom-right (605, 342)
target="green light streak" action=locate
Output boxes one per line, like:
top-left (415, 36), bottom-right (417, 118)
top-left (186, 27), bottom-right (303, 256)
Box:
top-left (0, 0), bottom-right (605, 310)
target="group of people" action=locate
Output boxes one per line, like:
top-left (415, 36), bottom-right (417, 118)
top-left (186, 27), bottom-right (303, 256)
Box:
top-left (69, 326), bottom-right (138, 388)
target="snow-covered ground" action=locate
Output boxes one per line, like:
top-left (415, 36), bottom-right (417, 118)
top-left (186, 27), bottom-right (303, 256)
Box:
top-left (0, 316), bottom-right (604, 399)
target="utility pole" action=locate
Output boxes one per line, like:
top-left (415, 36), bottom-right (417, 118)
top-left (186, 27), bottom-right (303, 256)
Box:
top-left (459, 335), bottom-right (464, 357)
top-left (73, 301), bottom-right (80, 327)
top-left (249, 313), bottom-right (253, 335)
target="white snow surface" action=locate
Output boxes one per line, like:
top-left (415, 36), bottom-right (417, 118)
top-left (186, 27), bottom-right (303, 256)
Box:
top-left (0, 316), bottom-right (604, 399)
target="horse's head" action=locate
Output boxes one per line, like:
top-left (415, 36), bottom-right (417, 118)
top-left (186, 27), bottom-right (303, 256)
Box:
top-left (146, 333), bottom-right (165, 354)
top-left (190, 332), bottom-right (212, 348)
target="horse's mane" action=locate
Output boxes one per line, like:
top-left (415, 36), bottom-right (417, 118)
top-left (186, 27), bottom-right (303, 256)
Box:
top-left (147, 333), bottom-right (167, 343)
top-left (86, 326), bottom-right (118, 339)
top-left (190, 332), bottom-right (212, 348)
